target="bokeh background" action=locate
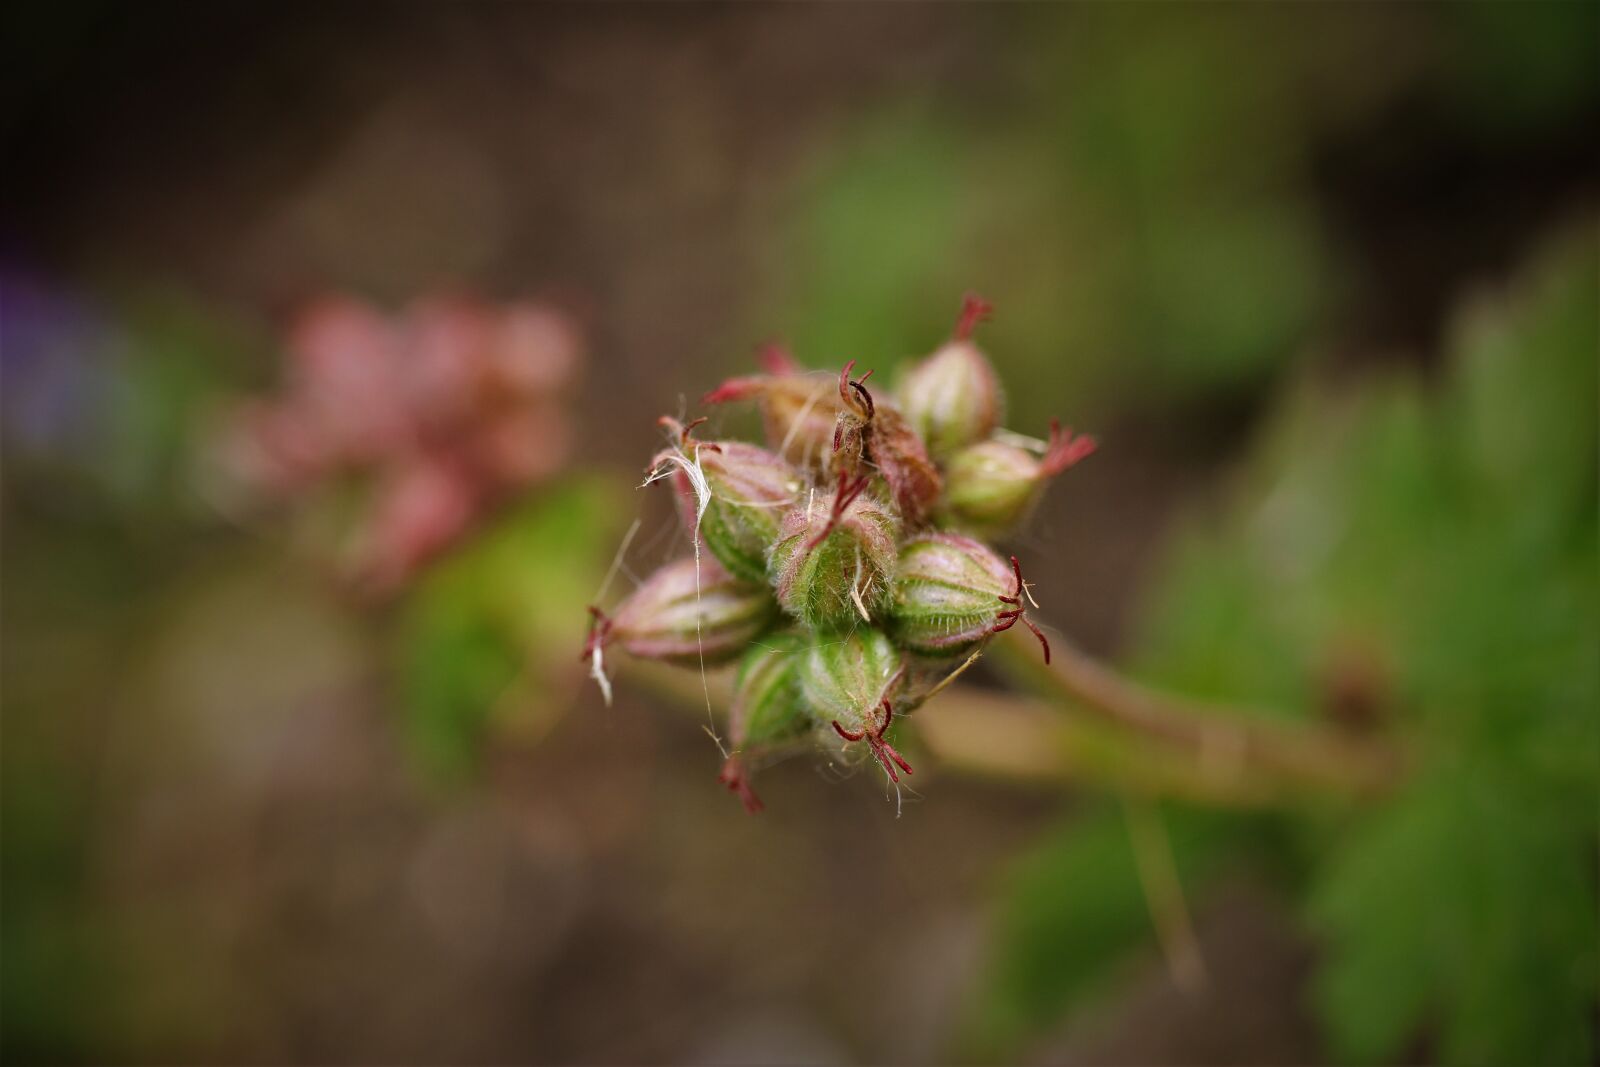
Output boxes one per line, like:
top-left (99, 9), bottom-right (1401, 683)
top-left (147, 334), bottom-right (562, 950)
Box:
top-left (3, 4), bottom-right (1596, 1064)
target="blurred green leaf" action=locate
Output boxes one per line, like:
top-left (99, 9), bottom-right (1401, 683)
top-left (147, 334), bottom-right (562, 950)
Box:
top-left (1306, 231), bottom-right (1598, 1065)
top-left (1312, 763), bottom-right (1596, 1065)
top-left (766, 6), bottom-right (1335, 429)
top-left (765, 110), bottom-right (974, 369)
top-left (1443, 0), bottom-right (1600, 134)
top-left (978, 227), bottom-right (1597, 1063)
top-left (396, 474), bottom-right (627, 781)
top-left (1144, 228), bottom-right (1597, 1063)
top-left (969, 802), bottom-right (1252, 1057)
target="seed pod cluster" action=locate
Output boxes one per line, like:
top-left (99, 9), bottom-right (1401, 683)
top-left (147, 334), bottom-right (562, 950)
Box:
top-left (586, 295), bottom-right (1096, 811)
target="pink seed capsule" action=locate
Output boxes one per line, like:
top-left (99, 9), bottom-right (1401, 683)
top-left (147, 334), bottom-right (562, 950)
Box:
top-left (702, 345), bottom-right (848, 469)
top-left (653, 418), bottom-right (802, 584)
top-left (889, 533), bottom-right (1051, 662)
top-left (767, 470), bottom-right (900, 631)
top-left (898, 293), bottom-right (1005, 457)
top-left (797, 628), bottom-right (914, 783)
top-left (941, 420), bottom-right (1098, 539)
top-left (584, 556), bottom-right (777, 668)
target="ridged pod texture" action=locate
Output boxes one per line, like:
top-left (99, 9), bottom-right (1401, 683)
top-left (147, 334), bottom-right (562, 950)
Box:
top-left (898, 340), bottom-right (1004, 457)
top-left (798, 628), bottom-right (904, 736)
top-left (728, 633), bottom-right (814, 752)
top-left (610, 557), bottom-right (777, 666)
top-left (889, 533), bottom-right (1016, 656)
top-left (767, 488), bottom-right (899, 631)
top-left (940, 439), bottom-right (1044, 539)
top-left (689, 441), bottom-right (802, 583)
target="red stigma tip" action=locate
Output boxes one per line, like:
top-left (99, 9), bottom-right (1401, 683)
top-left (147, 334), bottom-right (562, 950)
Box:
top-left (991, 558), bottom-right (1050, 663)
top-left (659, 415), bottom-right (709, 446)
top-left (832, 720), bottom-right (867, 743)
top-left (718, 758), bottom-right (765, 814)
top-left (1022, 615), bottom-right (1052, 664)
top-left (703, 377), bottom-right (764, 405)
top-left (582, 605), bottom-right (613, 663)
top-left (805, 471), bottom-right (872, 550)
top-left (955, 292), bottom-right (994, 341)
top-left (833, 702), bottom-right (916, 782)
top-left (758, 342), bottom-right (800, 376)
top-left (837, 360), bottom-right (876, 418)
top-left (1040, 420), bottom-right (1098, 477)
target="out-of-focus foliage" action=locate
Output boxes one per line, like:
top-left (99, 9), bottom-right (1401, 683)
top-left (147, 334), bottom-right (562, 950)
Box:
top-left (760, 5), bottom-right (1346, 430)
top-left (975, 228), bottom-right (1598, 1063)
top-left (1304, 232), bottom-right (1597, 1066)
top-left (970, 803), bottom-right (1258, 1055)
top-left (397, 475), bottom-right (627, 781)
top-left (1443, 0), bottom-right (1600, 133)
top-left (759, 3), bottom-right (1599, 438)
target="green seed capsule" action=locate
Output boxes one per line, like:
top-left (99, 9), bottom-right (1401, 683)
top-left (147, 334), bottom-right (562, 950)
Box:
top-left (940, 440), bottom-right (1042, 538)
top-left (798, 627), bottom-right (916, 782)
top-left (798, 627), bottom-right (905, 734)
top-left (767, 475), bottom-right (899, 631)
top-left (940, 422), bottom-right (1097, 540)
top-left (899, 294), bottom-right (1004, 457)
top-left (663, 439), bottom-right (803, 584)
top-left (889, 533), bottom-right (1019, 656)
top-left (598, 556), bottom-right (777, 667)
top-left (717, 632), bottom-right (816, 814)
top-left (728, 632), bottom-right (815, 752)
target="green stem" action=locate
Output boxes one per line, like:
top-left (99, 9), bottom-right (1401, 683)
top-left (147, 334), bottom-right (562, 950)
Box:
top-left (621, 633), bottom-right (1399, 808)
top-left (987, 627), bottom-right (1402, 798)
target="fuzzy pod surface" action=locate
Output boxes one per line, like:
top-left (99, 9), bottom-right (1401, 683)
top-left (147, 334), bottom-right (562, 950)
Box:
top-left (728, 632), bottom-right (816, 752)
top-left (767, 484), bottom-right (899, 631)
top-left (606, 556), bottom-right (778, 666)
top-left (888, 532), bottom-right (1019, 656)
top-left (940, 439), bottom-right (1046, 538)
top-left (798, 627), bottom-right (906, 736)
top-left (898, 340), bottom-right (1004, 457)
top-left (678, 440), bottom-right (802, 583)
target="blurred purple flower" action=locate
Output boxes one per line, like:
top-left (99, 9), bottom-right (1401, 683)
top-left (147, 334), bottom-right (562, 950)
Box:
top-left (0, 268), bottom-right (119, 459)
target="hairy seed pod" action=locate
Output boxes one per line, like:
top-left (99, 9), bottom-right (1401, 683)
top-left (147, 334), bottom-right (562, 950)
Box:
top-left (702, 348), bottom-right (846, 469)
top-left (798, 628), bottom-right (904, 734)
top-left (898, 294), bottom-right (1004, 457)
top-left (890, 533), bottom-right (1046, 658)
top-left (831, 361), bottom-right (943, 525)
top-left (798, 628), bottom-right (916, 783)
top-left (767, 473), bottom-right (899, 631)
top-left (729, 633), bottom-right (814, 749)
top-left (717, 632), bottom-right (814, 813)
top-left (662, 437), bottom-right (802, 583)
top-left (941, 421), bottom-right (1098, 539)
top-left (587, 556), bottom-right (777, 667)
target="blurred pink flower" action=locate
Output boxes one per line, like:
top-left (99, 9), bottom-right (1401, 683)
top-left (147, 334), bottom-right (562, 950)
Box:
top-left (224, 293), bottom-right (583, 594)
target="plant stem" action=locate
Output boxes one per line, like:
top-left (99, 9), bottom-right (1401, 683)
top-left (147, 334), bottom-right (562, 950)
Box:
top-left (987, 627), bottom-right (1401, 798)
top-left (620, 628), bottom-right (1400, 808)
